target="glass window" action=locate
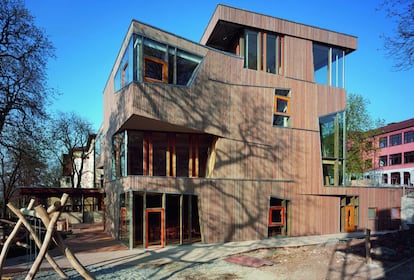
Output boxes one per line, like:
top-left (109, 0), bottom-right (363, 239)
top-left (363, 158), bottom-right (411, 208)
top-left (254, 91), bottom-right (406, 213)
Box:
top-left (128, 131), bottom-right (144, 175)
top-left (379, 137), bottom-right (388, 148)
top-left (245, 31), bottom-right (258, 70)
top-left (391, 207), bottom-right (401, 219)
top-left (152, 133), bottom-right (167, 176)
top-left (404, 151), bottom-right (414, 163)
top-left (176, 50), bottom-right (202, 86)
top-left (319, 111), bottom-right (345, 186)
top-left (389, 153), bottom-right (402, 165)
top-left (114, 38), bottom-right (134, 92)
top-left (405, 131), bottom-right (414, 144)
top-left (368, 208), bottom-right (378, 219)
top-left (273, 89), bottom-right (291, 128)
top-left (379, 155), bottom-right (388, 167)
top-left (390, 133), bottom-right (402, 146)
top-left (313, 43), bottom-right (345, 88)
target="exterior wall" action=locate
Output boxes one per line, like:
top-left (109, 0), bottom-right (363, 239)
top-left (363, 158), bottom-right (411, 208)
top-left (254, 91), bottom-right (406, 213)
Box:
top-left (100, 5), bottom-right (403, 244)
top-left (366, 120), bottom-right (414, 186)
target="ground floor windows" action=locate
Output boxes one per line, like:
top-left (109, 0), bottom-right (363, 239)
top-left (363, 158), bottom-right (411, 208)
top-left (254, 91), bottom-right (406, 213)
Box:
top-left (268, 197), bottom-right (290, 237)
top-left (119, 191), bottom-right (201, 249)
top-left (340, 196), bottom-right (359, 233)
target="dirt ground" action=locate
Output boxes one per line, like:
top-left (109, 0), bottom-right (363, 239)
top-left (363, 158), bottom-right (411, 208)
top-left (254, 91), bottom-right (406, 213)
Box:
top-left (177, 231), bottom-right (414, 280)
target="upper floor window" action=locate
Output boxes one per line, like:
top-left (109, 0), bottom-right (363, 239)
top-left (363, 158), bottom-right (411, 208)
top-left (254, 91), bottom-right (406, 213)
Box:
top-left (389, 133), bottom-right (402, 146)
top-left (404, 151), bottom-right (414, 164)
top-left (389, 153), bottom-right (402, 165)
top-left (313, 43), bottom-right (345, 88)
top-left (241, 30), bottom-right (284, 75)
top-left (379, 155), bottom-right (388, 167)
top-left (114, 35), bottom-right (203, 91)
top-left (405, 131), bottom-right (414, 144)
top-left (112, 130), bottom-right (216, 179)
top-left (379, 136), bottom-right (388, 148)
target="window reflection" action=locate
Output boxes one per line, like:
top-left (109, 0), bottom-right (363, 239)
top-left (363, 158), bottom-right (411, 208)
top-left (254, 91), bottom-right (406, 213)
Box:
top-left (313, 43), bottom-right (345, 88)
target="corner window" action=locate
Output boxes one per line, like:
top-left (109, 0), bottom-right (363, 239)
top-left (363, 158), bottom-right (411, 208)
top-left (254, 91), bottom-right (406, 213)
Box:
top-left (320, 111), bottom-right (345, 186)
top-left (273, 89), bottom-right (291, 127)
top-left (389, 133), bottom-right (402, 146)
top-left (114, 34), bottom-right (203, 91)
top-left (379, 136), bottom-right (388, 148)
top-left (313, 43), bottom-right (345, 88)
top-left (405, 131), bottom-right (414, 144)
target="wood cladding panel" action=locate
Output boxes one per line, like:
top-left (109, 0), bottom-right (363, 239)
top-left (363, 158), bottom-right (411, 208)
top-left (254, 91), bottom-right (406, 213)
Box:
top-left (201, 5), bottom-right (357, 51)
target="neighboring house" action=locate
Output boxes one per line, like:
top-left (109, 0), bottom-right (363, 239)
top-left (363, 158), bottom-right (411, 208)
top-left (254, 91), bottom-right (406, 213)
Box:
top-left (60, 134), bottom-right (97, 189)
top-left (97, 5), bottom-right (403, 249)
top-left (364, 118), bottom-right (414, 187)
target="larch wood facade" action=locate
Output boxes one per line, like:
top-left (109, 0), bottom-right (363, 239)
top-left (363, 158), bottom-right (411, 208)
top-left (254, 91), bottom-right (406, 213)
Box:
top-left (99, 5), bottom-right (403, 247)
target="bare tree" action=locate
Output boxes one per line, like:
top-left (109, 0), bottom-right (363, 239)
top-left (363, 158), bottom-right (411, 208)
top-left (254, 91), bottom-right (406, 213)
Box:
top-left (0, 126), bottom-right (46, 217)
top-left (49, 112), bottom-right (94, 188)
top-left (0, 0), bottom-right (55, 136)
top-left (380, 0), bottom-right (414, 70)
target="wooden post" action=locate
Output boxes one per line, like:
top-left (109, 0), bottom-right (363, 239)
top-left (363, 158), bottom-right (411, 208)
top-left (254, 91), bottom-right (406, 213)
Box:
top-left (365, 228), bottom-right (372, 264)
top-left (35, 205), bottom-right (95, 280)
top-left (25, 194), bottom-right (69, 280)
top-left (0, 200), bottom-right (35, 279)
top-left (5, 202), bottom-right (67, 279)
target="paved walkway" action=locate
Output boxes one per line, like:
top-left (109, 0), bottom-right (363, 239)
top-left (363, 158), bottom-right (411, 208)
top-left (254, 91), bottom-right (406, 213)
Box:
top-left (1, 224), bottom-right (382, 279)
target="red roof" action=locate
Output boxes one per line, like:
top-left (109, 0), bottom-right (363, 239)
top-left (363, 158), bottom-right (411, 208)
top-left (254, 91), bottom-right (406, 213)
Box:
top-left (377, 118), bottom-right (414, 135)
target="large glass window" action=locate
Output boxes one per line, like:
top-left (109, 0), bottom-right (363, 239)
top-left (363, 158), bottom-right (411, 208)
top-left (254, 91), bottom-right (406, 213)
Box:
top-left (114, 35), bottom-right (202, 90)
top-left (112, 130), bottom-right (215, 179)
top-left (313, 43), bottom-right (345, 88)
top-left (245, 31), bottom-right (258, 70)
top-left (389, 133), bottom-right (402, 146)
top-left (320, 111), bottom-right (346, 186)
top-left (242, 30), bottom-right (284, 74)
top-left (405, 131), bottom-right (414, 144)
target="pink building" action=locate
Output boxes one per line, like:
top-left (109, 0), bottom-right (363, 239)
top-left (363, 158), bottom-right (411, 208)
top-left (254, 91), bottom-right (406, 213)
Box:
top-left (367, 118), bottom-right (414, 186)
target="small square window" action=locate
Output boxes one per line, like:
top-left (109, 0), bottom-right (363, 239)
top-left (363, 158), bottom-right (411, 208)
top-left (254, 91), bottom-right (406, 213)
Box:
top-left (368, 208), bottom-right (377, 219)
top-left (391, 207), bottom-right (401, 220)
top-left (144, 56), bottom-right (168, 83)
top-left (268, 206), bottom-right (285, 226)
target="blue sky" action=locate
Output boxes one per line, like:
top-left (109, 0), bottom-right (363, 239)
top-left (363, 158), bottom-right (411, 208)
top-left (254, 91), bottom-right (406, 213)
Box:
top-left (25, 0), bottom-right (414, 131)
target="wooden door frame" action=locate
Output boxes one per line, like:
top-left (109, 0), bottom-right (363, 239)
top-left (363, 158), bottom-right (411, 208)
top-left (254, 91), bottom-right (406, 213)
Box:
top-left (145, 208), bottom-right (165, 248)
top-left (345, 205), bottom-right (355, 233)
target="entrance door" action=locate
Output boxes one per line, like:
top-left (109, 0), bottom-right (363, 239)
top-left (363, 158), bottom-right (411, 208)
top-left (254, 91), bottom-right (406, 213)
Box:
top-left (345, 206), bottom-right (355, 232)
top-left (145, 208), bottom-right (165, 248)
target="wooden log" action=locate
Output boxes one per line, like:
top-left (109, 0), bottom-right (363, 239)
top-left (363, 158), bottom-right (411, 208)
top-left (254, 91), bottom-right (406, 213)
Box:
top-left (25, 193), bottom-right (69, 280)
top-left (0, 199), bottom-right (35, 279)
top-left (47, 201), bottom-right (62, 214)
top-left (5, 202), bottom-right (67, 279)
top-left (36, 206), bottom-right (95, 280)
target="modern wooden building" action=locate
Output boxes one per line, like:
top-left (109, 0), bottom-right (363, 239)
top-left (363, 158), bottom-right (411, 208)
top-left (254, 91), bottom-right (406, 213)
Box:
top-left (98, 5), bottom-right (403, 249)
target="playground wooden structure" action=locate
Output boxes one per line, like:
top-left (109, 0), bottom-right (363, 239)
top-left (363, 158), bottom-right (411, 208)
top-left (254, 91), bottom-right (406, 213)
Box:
top-left (0, 193), bottom-right (95, 279)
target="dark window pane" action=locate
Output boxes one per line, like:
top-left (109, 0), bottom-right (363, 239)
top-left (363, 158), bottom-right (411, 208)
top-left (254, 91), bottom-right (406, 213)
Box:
top-left (405, 131), bottom-right (414, 144)
top-left (144, 58), bottom-right (164, 81)
top-left (390, 133), bottom-right (402, 146)
top-left (128, 131), bottom-right (143, 175)
top-left (176, 134), bottom-right (189, 177)
top-left (266, 35), bottom-right (276, 74)
top-left (152, 133), bottom-right (167, 176)
top-left (176, 51), bottom-right (199, 85)
top-left (246, 31), bottom-right (258, 70)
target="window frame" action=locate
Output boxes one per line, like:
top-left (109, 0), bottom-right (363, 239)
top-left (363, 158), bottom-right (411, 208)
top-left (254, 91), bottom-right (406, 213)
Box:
top-left (379, 136), bottom-right (388, 148)
top-left (391, 207), bottom-right (401, 220)
top-left (389, 133), bottom-right (402, 146)
top-left (405, 131), bottom-right (414, 144)
top-left (404, 151), bottom-right (414, 164)
top-left (368, 207), bottom-right (378, 220)
top-left (389, 153), bottom-right (402, 166)
top-left (143, 56), bottom-right (168, 83)
top-left (268, 206), bottom-right (285, 226)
